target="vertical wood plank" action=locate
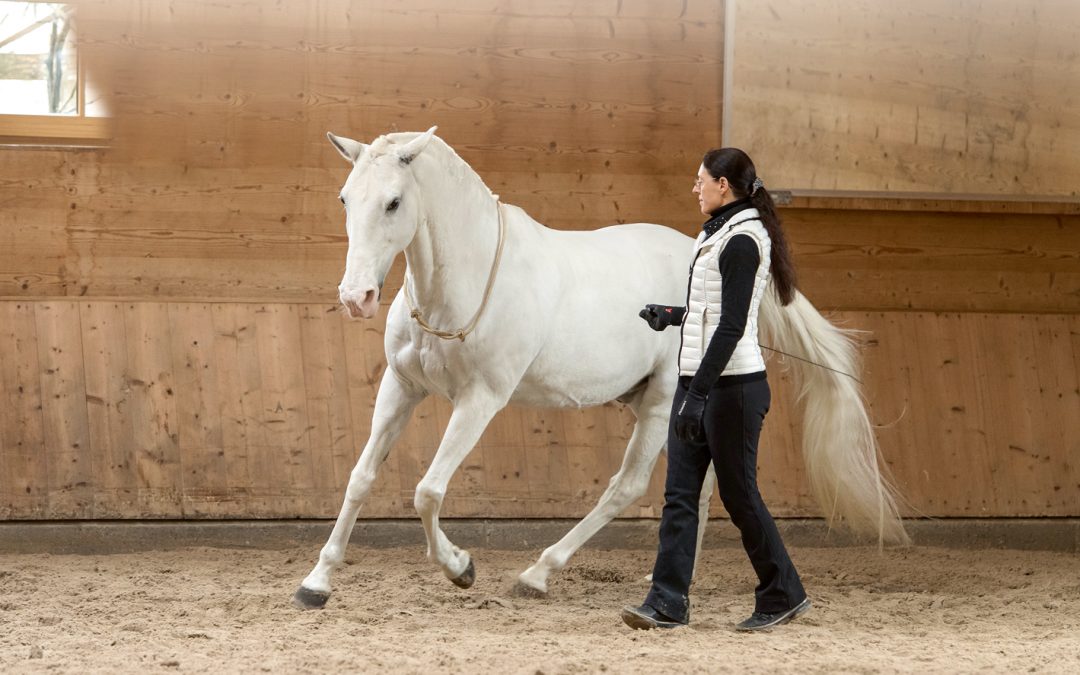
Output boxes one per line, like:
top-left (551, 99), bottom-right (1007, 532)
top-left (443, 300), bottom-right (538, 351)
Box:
top-left (296, 304), bottom-right (340, 490)
top-left (999, 314), bottom-right (1061, 515)
top-left (1028, 314), bottom-right (1080, 512)
top-left (861, 312), bottom-right (921, 512)
top-left (122, 302), bottom-right (182, 515)
top-left (169, 303), bottom-right (229, 515)
top-left (254, 304), bottom-right (313, 513)
top-left (479, 407), bottom-right (529, 512)
top-left (560, 407), bottom-right (612, 505)
top-left (298, 304), bottom-right (355, 501)
top-left (81, 301), bottom-right (137, 516)
top-left (209, 304), bottom-right (252, 499)
top-left (34, 301), bottom-right (94, 517)
top-left (0, 302), bottom-right (48, 517)
top-left (521, 407), bottom-right (572, 517)
top-left (231, 304), bottom-right (272, 512)
top-left (757, 364), bottom-right (811, 516)
top-left (911, 313), bottom-right (974, 513)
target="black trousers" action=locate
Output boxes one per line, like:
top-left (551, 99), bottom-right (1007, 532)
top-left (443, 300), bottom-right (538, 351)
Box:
top-left (644, 376), bottom-right (806, 622)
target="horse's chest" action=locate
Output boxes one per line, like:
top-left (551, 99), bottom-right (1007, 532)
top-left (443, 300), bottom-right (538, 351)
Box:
top-left (388, 337), bottom-right (459, 397)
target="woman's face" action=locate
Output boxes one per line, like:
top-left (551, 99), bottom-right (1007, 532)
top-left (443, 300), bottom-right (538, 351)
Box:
top-left (693, 164), bottom-right (729, 216)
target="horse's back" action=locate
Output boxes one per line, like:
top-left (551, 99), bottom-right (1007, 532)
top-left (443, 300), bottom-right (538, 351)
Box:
top-left (541, 221), bottom-right (693, 305)
top-left (563, 221), bottom-right (693, 251)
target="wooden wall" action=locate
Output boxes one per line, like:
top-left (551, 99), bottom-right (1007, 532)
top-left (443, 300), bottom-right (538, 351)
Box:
top-left (1, 0), bottom-right (1077, 520)
top-left (730, 0), bottom-right (1080, 196)
top-left (2, 301), bottom-right (1078, 519)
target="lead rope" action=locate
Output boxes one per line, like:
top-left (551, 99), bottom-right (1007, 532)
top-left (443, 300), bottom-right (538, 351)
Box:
top-left (403, 201), bottom-right (506, 341)
top-left (758, 344), bottom-right (863, 384)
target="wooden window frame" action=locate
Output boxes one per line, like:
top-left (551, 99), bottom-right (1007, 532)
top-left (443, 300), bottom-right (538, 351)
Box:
top-left (0, 2), bottom-right (109, 147)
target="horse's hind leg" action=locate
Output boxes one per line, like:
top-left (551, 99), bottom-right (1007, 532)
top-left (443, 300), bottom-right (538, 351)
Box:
top-left (514, 375), bottom-right (673, 597)
top-left (413, 388), bottom-right (505, 587)
top-left (644, 464), bottom-right (715, 584)
top-left (693, 464), bottom-right (716, 580)
top-left (293, 372), bottom-right (425, 609)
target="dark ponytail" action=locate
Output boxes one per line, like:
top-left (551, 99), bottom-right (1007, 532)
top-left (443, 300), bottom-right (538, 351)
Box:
top-left (702, 148), bottom-right (797, 306)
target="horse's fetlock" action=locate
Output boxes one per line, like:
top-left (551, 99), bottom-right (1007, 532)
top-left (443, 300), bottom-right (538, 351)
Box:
top-left (320, 544), bottom-right (343, 566)
top-left (541, 547), bottom-right (570, 572)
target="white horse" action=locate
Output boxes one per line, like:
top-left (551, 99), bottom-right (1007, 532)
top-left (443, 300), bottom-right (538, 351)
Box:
top-left (293, 127), bottom-right (907, 609)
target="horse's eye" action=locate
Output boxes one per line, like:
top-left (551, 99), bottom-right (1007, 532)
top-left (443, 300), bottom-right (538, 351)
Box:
top-left (387, 198), bottom-right (400, 212)
top-left (338, 195), bottom-right (345, 204)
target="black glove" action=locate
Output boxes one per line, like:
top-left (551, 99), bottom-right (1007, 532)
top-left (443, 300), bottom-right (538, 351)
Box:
top-left (638, 304), bottom-right (686, 331)
top-left (674, 389), bottom-right (707, 443)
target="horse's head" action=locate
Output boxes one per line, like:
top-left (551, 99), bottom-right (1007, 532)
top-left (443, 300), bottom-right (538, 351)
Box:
top-left (328, 126), bottom-right (438, 319)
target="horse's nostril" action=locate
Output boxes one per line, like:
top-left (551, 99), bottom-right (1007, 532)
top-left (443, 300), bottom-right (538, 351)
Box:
top-left (363, 289), bottom-right (377, 306)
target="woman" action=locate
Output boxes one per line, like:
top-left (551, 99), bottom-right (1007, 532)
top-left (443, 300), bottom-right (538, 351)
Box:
top-left (622, 148), bottom-right (811, 632)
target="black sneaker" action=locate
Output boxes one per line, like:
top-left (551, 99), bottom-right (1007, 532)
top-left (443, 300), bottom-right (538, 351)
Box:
top-left (621, 604), bottom-right (687, 630)
top-left (735, 598), bottom-right (812, 632)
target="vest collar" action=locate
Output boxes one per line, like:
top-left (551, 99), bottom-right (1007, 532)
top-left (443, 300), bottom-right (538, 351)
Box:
top-left (697, 207), bottom-right (762, 247)
top-left (702, 197), bottom-right (753, 238)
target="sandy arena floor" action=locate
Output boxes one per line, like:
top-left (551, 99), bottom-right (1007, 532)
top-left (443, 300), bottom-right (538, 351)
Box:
top-left (1, 544), bottom-right (1078, 673)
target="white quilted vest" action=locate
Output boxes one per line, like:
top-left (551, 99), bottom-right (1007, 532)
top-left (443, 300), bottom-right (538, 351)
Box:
top-left (679, 208), bottom-right (772, 377)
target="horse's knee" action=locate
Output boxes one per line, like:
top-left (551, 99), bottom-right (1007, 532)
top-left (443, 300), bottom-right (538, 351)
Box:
top-left (413, 482), bottom-right (444, 517)
top-left (344, 466), bottom-right (377, 504)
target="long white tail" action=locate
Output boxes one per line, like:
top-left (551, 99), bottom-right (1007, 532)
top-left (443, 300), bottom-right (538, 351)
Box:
top-left (759, 288), bottom-right (909, 545)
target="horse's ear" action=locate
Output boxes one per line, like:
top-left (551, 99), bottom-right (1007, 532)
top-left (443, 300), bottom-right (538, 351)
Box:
top-left (327, 132), bottom-right (367, 163)
top-left (396, 126), bottom-right (438, 165)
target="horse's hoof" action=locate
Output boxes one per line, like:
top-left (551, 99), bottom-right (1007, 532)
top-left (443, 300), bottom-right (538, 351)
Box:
top-left (292, 586), bottom-right (331, 609)
top-left (450, 559), bottom-right (476, 589)
top-left (510, 581), bottom-right (548, 599)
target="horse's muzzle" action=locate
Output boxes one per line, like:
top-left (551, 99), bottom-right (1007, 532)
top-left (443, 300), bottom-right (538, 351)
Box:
top-left (340, 286), bottom-right (380, 319)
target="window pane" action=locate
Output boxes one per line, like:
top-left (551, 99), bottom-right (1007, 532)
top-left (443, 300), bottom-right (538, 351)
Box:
top-left (0, 2), bottom-right (76, 115)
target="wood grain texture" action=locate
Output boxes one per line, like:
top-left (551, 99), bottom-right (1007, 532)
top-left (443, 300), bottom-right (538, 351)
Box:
top-left (729, 0), bottom-right (1080, 196)
top-left (1, 0), bottom-right (721, 305)
top-left (1, 302), bottom-right (1077, 519)
top-left (4, 1), bottom-right (1076, 312)
top-left (33, 302), bottom-right (94, 517)
top-left (782, 208), bottom-right (1080, 313)
top-left (0, 304), bottom-right (48, 517)
top-left (2, 0), bottom-right (1077, 522)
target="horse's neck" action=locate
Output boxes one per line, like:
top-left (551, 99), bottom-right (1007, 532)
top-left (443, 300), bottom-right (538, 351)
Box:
top-left (403, 152), bottom-right (501, 321)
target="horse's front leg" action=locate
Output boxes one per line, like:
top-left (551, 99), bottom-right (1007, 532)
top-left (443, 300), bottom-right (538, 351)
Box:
top-left (414, 389), bottom-right (505, 587)
top-left (293, 371), bottom-right (425, 609)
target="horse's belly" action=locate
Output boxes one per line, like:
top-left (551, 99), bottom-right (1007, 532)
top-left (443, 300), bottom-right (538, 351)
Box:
top-left (509, 378), bottom-right (626, 408)
top-left (511, 339), bottom-right (664, 408)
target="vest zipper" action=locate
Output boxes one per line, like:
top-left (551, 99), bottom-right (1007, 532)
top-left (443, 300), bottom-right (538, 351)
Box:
top-left (677, 246), bottom-right (705, 370)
